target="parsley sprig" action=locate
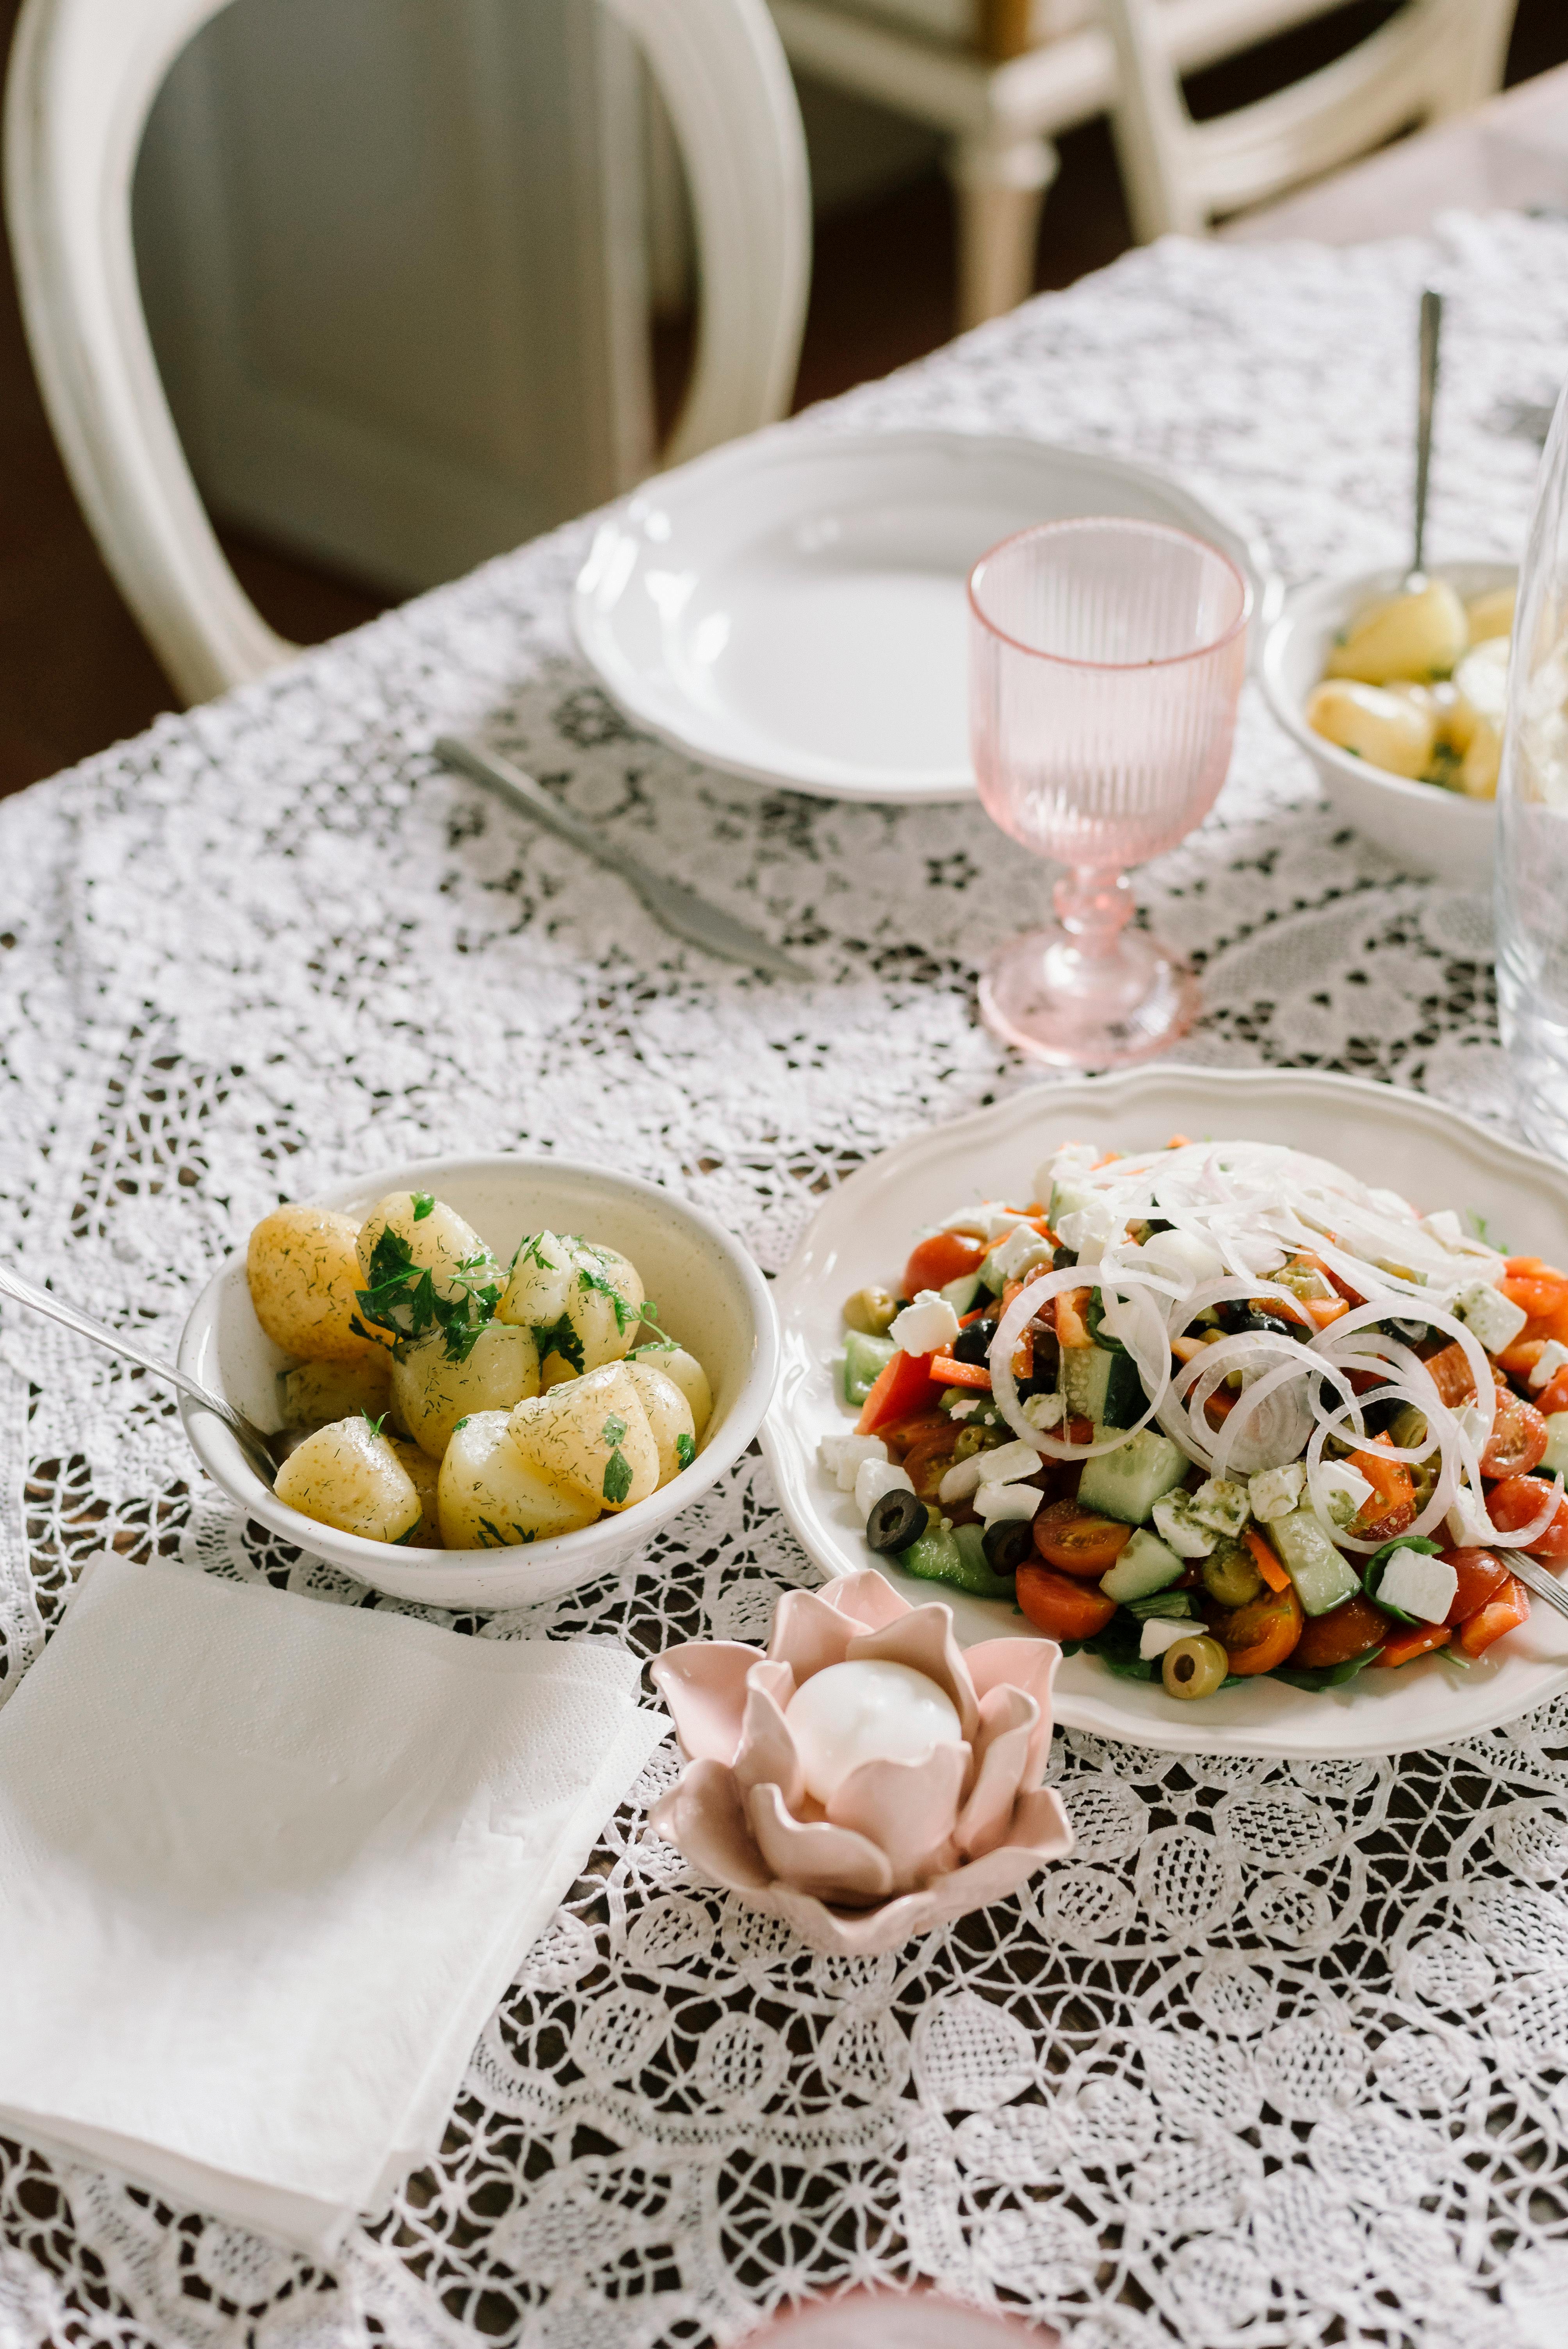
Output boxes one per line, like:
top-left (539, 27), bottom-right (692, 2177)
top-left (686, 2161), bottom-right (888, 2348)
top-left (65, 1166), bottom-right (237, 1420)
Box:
top-left (602, 1414), bottom-right (633, 1505)
top-left (353, 1226), bottom-right (502, 1363)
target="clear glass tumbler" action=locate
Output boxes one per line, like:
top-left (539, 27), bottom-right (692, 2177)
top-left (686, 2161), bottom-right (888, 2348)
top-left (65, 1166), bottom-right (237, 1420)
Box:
top-left (1497, 374), bottom-right (1568, 1160)
top-left (969, 516), bottom-right (1251, 1068)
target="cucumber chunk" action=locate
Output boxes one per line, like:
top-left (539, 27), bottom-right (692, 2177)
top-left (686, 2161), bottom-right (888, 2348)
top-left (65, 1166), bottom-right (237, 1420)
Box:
top-left (941, 1271), bottom-right (984, 1316)
top-left (1543, 1413), bottom-right (1568, 1479)
top-left (1269, 1507), bottom-right (1361, 1617)
top-left (1077, 1428), bottom-right (1189, 1525)
top-left (1100, 1526), bottom-right (1185, 1603)
top-left (1062, 1346), bottom-right (1146, 1429)
top-left (843, 1331), bottom-right (895, 1406)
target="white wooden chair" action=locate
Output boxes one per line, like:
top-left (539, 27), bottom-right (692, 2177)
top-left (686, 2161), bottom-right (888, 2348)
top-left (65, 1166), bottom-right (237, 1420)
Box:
top-left (4, 0), bottom-right (811, 706)
top-left (770, 0), bottom-right (1380, 330)
top-left (1101, 0), bottom-right (1520, 240)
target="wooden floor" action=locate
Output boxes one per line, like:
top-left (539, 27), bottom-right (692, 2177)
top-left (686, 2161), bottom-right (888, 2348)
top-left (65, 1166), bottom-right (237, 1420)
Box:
top-left (0, 0), bottom-right (1562, 797)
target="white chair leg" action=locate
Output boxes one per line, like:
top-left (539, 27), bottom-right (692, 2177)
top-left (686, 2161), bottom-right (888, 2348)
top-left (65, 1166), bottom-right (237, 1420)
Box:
top-left (945, 134), bottom-right (1058, 331)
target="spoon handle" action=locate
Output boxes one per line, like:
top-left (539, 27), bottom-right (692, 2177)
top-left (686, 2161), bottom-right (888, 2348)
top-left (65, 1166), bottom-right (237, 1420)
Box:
top-left (0, 1261), bottom-right (239, 1431)
top-left (1413, 286), bottom-right (1443, 577)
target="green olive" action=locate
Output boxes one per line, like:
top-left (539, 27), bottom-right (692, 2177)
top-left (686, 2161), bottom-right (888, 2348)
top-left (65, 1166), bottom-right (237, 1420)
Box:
top-left (1201, 1538), bottom-right (1264, 1609)
top-left (843, 1285), bottom-right (898, 1337)
top-left (953, 1423), bottom-right (1001, 1461)
top-left (1162, 1634), bottom-right (1230, 1701)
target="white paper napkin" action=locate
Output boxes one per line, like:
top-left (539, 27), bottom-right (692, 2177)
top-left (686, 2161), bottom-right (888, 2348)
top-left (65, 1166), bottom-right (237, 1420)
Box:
top-left (0, 1553), bottom-right (664, 2255)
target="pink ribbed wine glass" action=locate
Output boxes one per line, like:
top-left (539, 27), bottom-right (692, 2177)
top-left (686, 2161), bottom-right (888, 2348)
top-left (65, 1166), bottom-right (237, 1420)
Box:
top-left (969, 516), bottom-right (1251, 1068)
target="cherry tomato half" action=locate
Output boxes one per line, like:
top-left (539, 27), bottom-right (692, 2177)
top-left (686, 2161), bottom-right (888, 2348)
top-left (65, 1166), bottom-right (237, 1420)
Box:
top-left (1204, 1579), bottom-right (1304, 1676)
top-left (1031, 1497), bottom-right (1133, 1579)
top-left (1459, 1574), bottom-right (1531, 1657)
top-left (1291, 1593), bottom-right (1392, 1670)
top-left (1536, 1367), bottom-right (1568, 1418)
top-left (1441, 1545), bottom-right (1509, 1625)
top-left (1489, 1476), bottom-right (1568, 1561)
top-left (1479, 1390), bottom-right (1549, 1480)
top-left (1016, 1562), bottom-right (1117, 1643)
top-left (902, 1230), bottom-right (988, 1299)
top-left (900, 1424), bottom-right (967, 1499)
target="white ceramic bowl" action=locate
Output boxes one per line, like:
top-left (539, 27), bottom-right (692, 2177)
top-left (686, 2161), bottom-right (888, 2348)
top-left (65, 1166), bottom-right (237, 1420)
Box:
top-left (178, 1156), bottom-right (779, 1611)
top-left (1261, 560), bottom-right (1513, 885)
top-left (761, 1065), bottom-right (1568, 1761)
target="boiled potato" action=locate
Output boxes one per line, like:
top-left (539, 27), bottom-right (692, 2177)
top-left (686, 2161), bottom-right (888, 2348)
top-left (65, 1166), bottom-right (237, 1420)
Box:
top-left (624, 1360), bottom-right (697, 1486)
top-left (274, 1417), bottom-right (421, 1543)
top-left (248, 1205), bottom-right (390, 1366)
top-left (279, 1353), bottom-right (393, 1429)
top-left (1452, 636), bottom-right (1510, 801)
top-left (1324, 580), bottom-right (1467, 684)
top-left (629, 1342), bottom-right (712, 1440)
top-left (355, 1191), bottom-right (500, 1341)
top-left (391, 1320), bottom-right (541, 1458)
top-left (499, 1232), bottom-right (645, 1381)
top-left (1306, 679), bottom-right (1437, 779)
top-left (508, 1362), bottom-right (658, 1513)
top-left (389, 1438), bottom-right (442, 1546)
top-left (1465, 585), bottom-right (1516, 645)
top-left (437, 1410), bottom-right (599, 1549)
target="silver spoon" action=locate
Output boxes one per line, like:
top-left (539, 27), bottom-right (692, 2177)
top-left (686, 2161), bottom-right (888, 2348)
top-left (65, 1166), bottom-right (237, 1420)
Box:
top-left (0, 1262), bottom-right (288, 1489)
top-left (1408, 286), bottom-right (1443, 588)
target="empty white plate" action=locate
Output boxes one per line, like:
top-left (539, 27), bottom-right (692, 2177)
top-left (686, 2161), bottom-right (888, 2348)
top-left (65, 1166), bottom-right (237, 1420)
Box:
top-left (572, 428), bottom-right (1278, 803)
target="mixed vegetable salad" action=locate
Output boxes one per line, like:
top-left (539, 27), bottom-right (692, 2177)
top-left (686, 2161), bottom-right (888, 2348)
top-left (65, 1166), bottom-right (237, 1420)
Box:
top-left (819, 1137), bottom-right (1568, 1701)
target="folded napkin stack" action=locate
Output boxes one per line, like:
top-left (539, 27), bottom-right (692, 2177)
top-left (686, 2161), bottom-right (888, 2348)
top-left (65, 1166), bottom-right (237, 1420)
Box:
top-left (0, 1554), bottom-right (664, 2255)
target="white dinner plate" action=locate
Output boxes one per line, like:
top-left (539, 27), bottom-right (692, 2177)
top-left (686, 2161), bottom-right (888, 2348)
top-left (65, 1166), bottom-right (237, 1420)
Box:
top-left (572, 429), bottom-right (1278, 803)
top-left (759, 1066), bottom-right (1568, 1759)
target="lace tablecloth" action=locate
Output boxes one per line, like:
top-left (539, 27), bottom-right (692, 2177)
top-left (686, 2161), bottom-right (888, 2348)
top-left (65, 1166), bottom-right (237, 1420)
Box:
top-left (3, 212), bottom-right (1568, 2349)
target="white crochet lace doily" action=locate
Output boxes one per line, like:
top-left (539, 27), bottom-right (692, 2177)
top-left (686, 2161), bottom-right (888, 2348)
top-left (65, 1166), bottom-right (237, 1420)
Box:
top-left (3, 213), bottom-right (1568, 2349)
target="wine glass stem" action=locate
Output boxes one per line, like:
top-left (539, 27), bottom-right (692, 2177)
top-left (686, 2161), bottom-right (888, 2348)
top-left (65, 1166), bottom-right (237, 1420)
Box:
top-left (1053, 867), bottom-right (1133, 966)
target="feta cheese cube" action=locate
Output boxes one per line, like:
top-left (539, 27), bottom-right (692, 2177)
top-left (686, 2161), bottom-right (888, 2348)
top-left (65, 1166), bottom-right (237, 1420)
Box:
top-left (889, 1289), bottom-right (961, 1357)
top-left (854, 1458), bottom-right (915, 1522)
top-left (934, 1203), bottom-right (1030, 1242)
top-left (1190, 1477), bottom-right (1251, 1538)
top-left (1376, 1545), bottom-right (1459, 1625)
top-left (1530, 1340), bottom-right (1568, 1390)
top-left (1139, 1616), bottom-right (1196, 1661)
top-left (937, 1439), bottom-right (1039, 1504)
top-left (949, 1397), bottom-right (980, 1421)
top-left (1023, 1391), bottom-right (1066, 1431)
top-left (976, 1479), bottom-right (1043, 1524)
top-left (1454, 1280), bottom-right (1529, 1356)
top-left (992, 1226), bottom-right (1054, 1283)
top-left (1316, 1461), bottom-right (1374, 1528)
top-left (1454, 1403), bottom-right (1490, 1451)
top-left (1055, 1198), bottom-right (1121, 1256)
top-left (1139, 1228), bottom-right (1225, 1290)
top-left (1445, 1486), bottom-right (1492, 1546)
top-left (1152, 1493), bottom-right (1218, 1558)
top-left (1249, 1463), bottom-right (1306, 1523)
top-left (818, 1433), bottom-right (887, 1492)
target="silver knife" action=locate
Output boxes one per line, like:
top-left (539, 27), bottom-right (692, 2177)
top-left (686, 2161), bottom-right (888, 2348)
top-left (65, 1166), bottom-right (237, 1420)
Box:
top-left (434, 735), bottom-right (812, 982)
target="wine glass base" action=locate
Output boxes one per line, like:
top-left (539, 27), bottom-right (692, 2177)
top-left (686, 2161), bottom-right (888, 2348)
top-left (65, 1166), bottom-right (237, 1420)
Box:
top-left (979, 924), bottom-right (1199, 1070)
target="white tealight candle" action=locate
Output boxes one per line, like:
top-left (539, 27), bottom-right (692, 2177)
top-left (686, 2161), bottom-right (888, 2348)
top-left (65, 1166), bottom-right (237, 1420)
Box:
top-left (785, 1659), bottom-right (962, 1805)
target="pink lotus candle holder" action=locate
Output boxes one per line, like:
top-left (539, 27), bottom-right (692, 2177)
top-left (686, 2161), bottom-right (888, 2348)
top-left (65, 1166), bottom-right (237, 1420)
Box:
top-left (648, 1570), bottom-right (1074, 1956)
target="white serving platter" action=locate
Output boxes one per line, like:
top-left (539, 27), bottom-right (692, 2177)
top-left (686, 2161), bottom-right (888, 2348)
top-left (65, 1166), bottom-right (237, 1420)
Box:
top-left (572, 428), bottom-right (1278, 804)
top-left (759, 1066), bottom-right (1568, 1759)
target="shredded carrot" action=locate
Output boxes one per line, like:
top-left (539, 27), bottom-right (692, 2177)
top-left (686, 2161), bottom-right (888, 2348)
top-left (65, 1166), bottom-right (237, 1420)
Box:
top-left (1304, 1295), bottom-right (1350, 1329)
top-left (1245, 1526), bottom-right (1290, 1594)
top-left (929, 1353), bottom-right (991, 1390)
top-left (1165, 1133), bottom-right (1193, 1149)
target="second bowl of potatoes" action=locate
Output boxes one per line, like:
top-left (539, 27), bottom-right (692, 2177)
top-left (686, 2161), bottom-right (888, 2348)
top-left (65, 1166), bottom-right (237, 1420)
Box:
top-left (176, 1155), bottom-right (780, 1610)
top-left (1262, 560), bottom-right (1515, 883)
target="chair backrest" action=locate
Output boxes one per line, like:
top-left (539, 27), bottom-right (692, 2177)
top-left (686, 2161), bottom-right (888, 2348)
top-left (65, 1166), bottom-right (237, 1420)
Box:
top-left (4, 0), bottom-right (811, 706)
top-left (1101, 0), bottom-right (1521, 241)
